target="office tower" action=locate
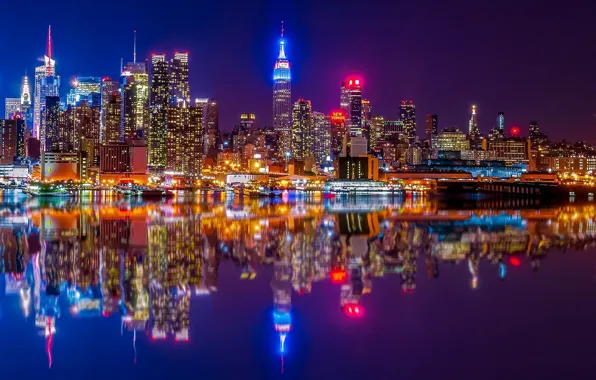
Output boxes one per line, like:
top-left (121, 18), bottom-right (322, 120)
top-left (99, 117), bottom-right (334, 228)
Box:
top-left (362, 98), bottom-right (372, 149)
top-left (425, 114), bottom-right (438, 145)
top-left (206, 99), bottom-right (218, 132)
top-left (65, 102), bottom-right (101, 164)
top-left (340, 81), bottom-right (350, 115)
top-left (44, 96), bottom-right (61, 152)
top-left (5, 98), bottom-right (21, 119)
top-left (529, 120), bottom-right (540, 137)
top-left (330, 111), bottom-right (346, 158)
top-left (0, 118), bottom-right (26, 164)
top-left (240, 113), bottom-right (257, 132)
top-left (312, 111), bottom-right (331, 165)
top-left (100, 78), bottom-right (119, 143)
top-left (169, 53), bottom-right (189, 105)
top-left (67, 77), bottom-right (101, 107)
top-left (166, 103), bottom-right (203, 176)
top-left (370, 115), bottom-right (384, 151)
top-left (20, 75), bottom-right (32, 129)
top-left (399, 100), bottom-right (416, 142)
top-left (342, 78), bottom-right (362, 136)
top-left (195, 98), bottom-right (209, 127)
top-left (273, 22), bottom-right (292, 157)
top-left (290, 99), bottom-right (313, 161)
top-left (383, 120), bottom-right (405, 141)
top-left (121, 62), bottom-right (149, 140)
top-left (497, 112), bottom-right (505, 132)
top-left (102, 93), bottom-right (122, 144)
top-left (468, 105), bottom-right (482, 149)
top-left (149, 54), bottom-right (169, 169)
top-left (34, 26), bottom-right (60, 140)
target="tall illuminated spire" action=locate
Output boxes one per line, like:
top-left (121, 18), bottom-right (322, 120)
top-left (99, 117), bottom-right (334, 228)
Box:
top-left (278, 21), bottom-right (286, 59)
top-left (47, 25), bottom-right (52, 60)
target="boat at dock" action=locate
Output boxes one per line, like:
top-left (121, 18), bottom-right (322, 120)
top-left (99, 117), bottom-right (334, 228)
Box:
top-left (27, 184), bottom-right (73, 198)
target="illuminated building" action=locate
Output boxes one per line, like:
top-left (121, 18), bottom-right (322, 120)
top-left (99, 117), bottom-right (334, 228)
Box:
top-left (312, 112), bottom-right (330, 165)
top-left (100, 78), bottom-right (119, 143)
top-left (149, 54), bottom-right (169, 170)
top-left (291, 99), bottom-right (313, 161)
top-left (65, 102), bottom-right (101, 166)
top-left (34, 26), bottom-right (59, 140)
top-left (169, 52), bottom-right (190, 105)
top-left (204, 99), bottom-right (219, 156)
top-left (240, 113), bottom-right (257, 131)
top-left (497, 112), bottom-right (505, 132)
top-left (433, 128), bottom-right (470, 151)
top-left (0, 119), bottom-right (26, 164)
top-left (330, 110), bottom-right (346, 159)
top-left (350, 136), bottom-right (368, 156)
top-left (399, 100), bottom-right (416, 142)
top-left (337, 156), bottom-right (379, 180)
top-left (20, 75), bottom-right (32, 129)
top-left (166, 102), bottom-right (203, 176)
top-left (486, 137), bottom-right (531, 166)
top-left (41, 152), bottom-right (86, 181)
top-left (273, 22), bottom-right (292, 157)
top-left (44, 96), bottom-right (61, 152)
top-left (370, 115), bottom-right (384, 153)
top-left (362, 99), bottom-right (372, 148)
top-left (67, 77), bottom-right (101, 107)
top-left (345, 78), bottom-right (362, 136)
top-left (102, 92), bottom-right (122, 144)
top-left (383, 120), bottom-right (405, 141)
top-left (340, 81), bottom-right (350, 115)
top-left (121, 62), bottom-right (149, 140)
top-left (468, 105), bottom-right (482, 149)
top-left (5, 98), bottom-right (21, 119)
top-left (425, 114), bottom-right (438, 146)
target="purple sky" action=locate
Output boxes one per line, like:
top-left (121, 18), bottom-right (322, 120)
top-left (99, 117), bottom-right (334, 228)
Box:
top-left (0, 0), bottom-right (595, 140)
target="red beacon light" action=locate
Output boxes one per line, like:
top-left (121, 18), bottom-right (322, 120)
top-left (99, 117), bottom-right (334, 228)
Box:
top-left (355, 79), bottom-right (360, 85)
top-left (509, 257), bottom-right (521, 266)
top-left (510, 126), bottom-right (520, 136)
top-left (344, 303), bottom-right (363, 317)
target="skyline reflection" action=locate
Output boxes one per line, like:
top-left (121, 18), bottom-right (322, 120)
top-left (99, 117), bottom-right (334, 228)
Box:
top-left (0, 193), bottom-right (595, 376)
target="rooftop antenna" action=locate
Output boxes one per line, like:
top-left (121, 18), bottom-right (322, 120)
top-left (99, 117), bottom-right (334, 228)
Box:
top-left (281, 20), bottom-right (284, 38)
top-left (133, 30), bottom-right (137, 63)
top-left (120, 58), bottom-right (123, 74)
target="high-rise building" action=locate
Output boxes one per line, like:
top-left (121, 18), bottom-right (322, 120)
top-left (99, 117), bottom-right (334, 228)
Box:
top-left (121, 62), bottom-right (149, 140)
top-left (497, 112), bottom-right (505, 132)
top-left (240, 114), bottom-right (257, 132)
top-left (330, 110), bottom-right (346, 159)
top-left (149, 54), bottom-right (169, 169)
top-left (433, 128), bottom-right (470, 151)
top-left (343, 78), bottom-right (362, 136)
top-left (370, 115), bottom-right (384, 152)
top-left (100, 77), bottom-right (120, 143)
top-left (206, 99), bottom-right (218, 132)
top-left (312, 111), bottom-right (331, 165)
top-left (529, 120), bottom-right (540, 137)
top-left (34, 26), bottom-right (59, 140)
top-left (169, 53), bottom-right (189, 105)
top-left (425, 114), bottom-right (438, 145)
top-left (468, 105), bottom-right (482, 149)
top-left (362, 99), bottom-right (372, 149)
top-left (0, 118), bottom-right (26, 164)
top-left (383, 120), bottom-right (405, 141)
top-left (20, 75), bottom-right (32, 129)
top-left (44, 96), bottom-right (61, 152)
top-left (5, 98), bottom-right (20, 119)
top-left (273, 22), bottom-right (292, 157)
top-left (291, 99), bottom-right (312, 161)
top-left (67, 77), bottom-right (101, 107)
top-left (65, 102), bottom-right (101, 165)
top-left (166, 103), bottom-right (203, 176)
top-left (340, 81), bottom-right (350, 115)
top-left (399, 100), bottom-right (416, 142)
top-left (102, 92), bottom-right (122, 144)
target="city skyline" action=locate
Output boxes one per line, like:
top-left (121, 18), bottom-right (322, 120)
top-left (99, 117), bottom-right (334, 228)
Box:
top-left (1, 0), bottom-right (595, 141)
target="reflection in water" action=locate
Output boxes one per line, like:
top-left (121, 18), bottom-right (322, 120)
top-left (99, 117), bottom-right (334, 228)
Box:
top-left (1, 194), bottom-right (596, 369)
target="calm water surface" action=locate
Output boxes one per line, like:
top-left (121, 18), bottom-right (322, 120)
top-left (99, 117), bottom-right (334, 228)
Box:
top-left (0, 191), bottom-right (595, 379)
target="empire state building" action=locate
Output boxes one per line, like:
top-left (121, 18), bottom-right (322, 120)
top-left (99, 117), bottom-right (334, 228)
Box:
top-left (272, 22), bottom-right (292, 157)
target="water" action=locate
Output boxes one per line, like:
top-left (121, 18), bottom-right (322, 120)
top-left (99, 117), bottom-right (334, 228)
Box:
top-left (0, 191), bottom-right (595, 379)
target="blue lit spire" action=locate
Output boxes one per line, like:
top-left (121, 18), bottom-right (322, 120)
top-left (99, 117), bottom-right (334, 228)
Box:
top-left (278, 21), bottom-right (286, 59)
top-left (273, 21), bottom-right (291, 81)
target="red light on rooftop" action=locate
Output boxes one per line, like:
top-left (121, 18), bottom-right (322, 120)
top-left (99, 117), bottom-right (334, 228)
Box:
top-left (510, 126), bottom-right (520, 136)
top-left (509, 257), bottom-right (521, 266)
top-left (355, 79), bottom-right (360, 85)
top-left (330, 268), bottom-right (347, 284)
top-left (349, 80), bottom-right (353, 85)
top-left (344, 303), bottom-right (364, 317)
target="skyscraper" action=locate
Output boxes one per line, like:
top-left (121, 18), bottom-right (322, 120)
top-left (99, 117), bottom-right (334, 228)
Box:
top-left (20, 75), bottom-right (32, 129)
top-left (65, 101), bottom-right (101, 164)
top-left (34, 26), bottom-right (60, 140)
top-left (240, 114), bottom-right (257, 132)
top-left (312, 111), bottom-right (331, 165)
top-left (166, 102), bottom-right (203, 176)
top-left (291, 99), bottom-right (312, 161)
top-left (149, 54), bottom-right (169, 169)
top-left (100, 77), bottom-right (119, 143)
top-left (121, 62), bottom-right (149, 140)
top-left (169, 53), bottom-right (189, 105)
top-left (399, 101), bottom-right (416, 142)
top-left (370, 115), bottom-right (384, 152)
top-left (362, 98), bottom-right (372, 149)
top-left (497, 112), bottom-right (505, 132)
top-left (44, 96), bottom-right (61, 152)
top-left (0, 118), bottom-right (26, 164)
top-left (5, 98), bottom-right (20, 119)
top-left (330, 110), bottom-right (346, 159)
top-left (425, 114), bottom-right (438, 145)
top-left (273, 22), bottom-right (292, 157)
top-left (468, 105), bottom-right (482, 148)
top-left (340, 81), bottom-right (350, 115)
top-left (344, 78), bottom-right (363, 136)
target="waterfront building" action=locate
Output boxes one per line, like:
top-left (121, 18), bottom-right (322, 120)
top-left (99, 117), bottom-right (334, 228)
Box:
top-left (337, 155), bottom-right (379, 180)
top-left (169, 52), bottom-right (190, 105)
top-left (291, 99), bottom-right (313, 161)
top-left (166, 102), bottom-right (203, 176)
top-left (0, 118), bottom-right (26, 164)
top-left (149, 54), bottom-right (169, 170)
top-left (273, 22), bottom-right (292, 157)
top-left (344, 79), bottom-right (363, 136)
top-left (486, 138), bottom-right (531, 166)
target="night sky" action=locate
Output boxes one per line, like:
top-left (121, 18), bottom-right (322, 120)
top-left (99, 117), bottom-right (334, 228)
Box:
top-left (1, 0), bottom-right (595, 141)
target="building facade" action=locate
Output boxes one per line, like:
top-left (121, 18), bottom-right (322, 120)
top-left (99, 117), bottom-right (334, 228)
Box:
top-left (290, 99), bottom-right (313, 161)
top-left (273, 24), bottom-right (292, 157)
top-left (121, 62), bottom-right (149, 140)
top-left (399, 100), bottom-right (416, 142)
